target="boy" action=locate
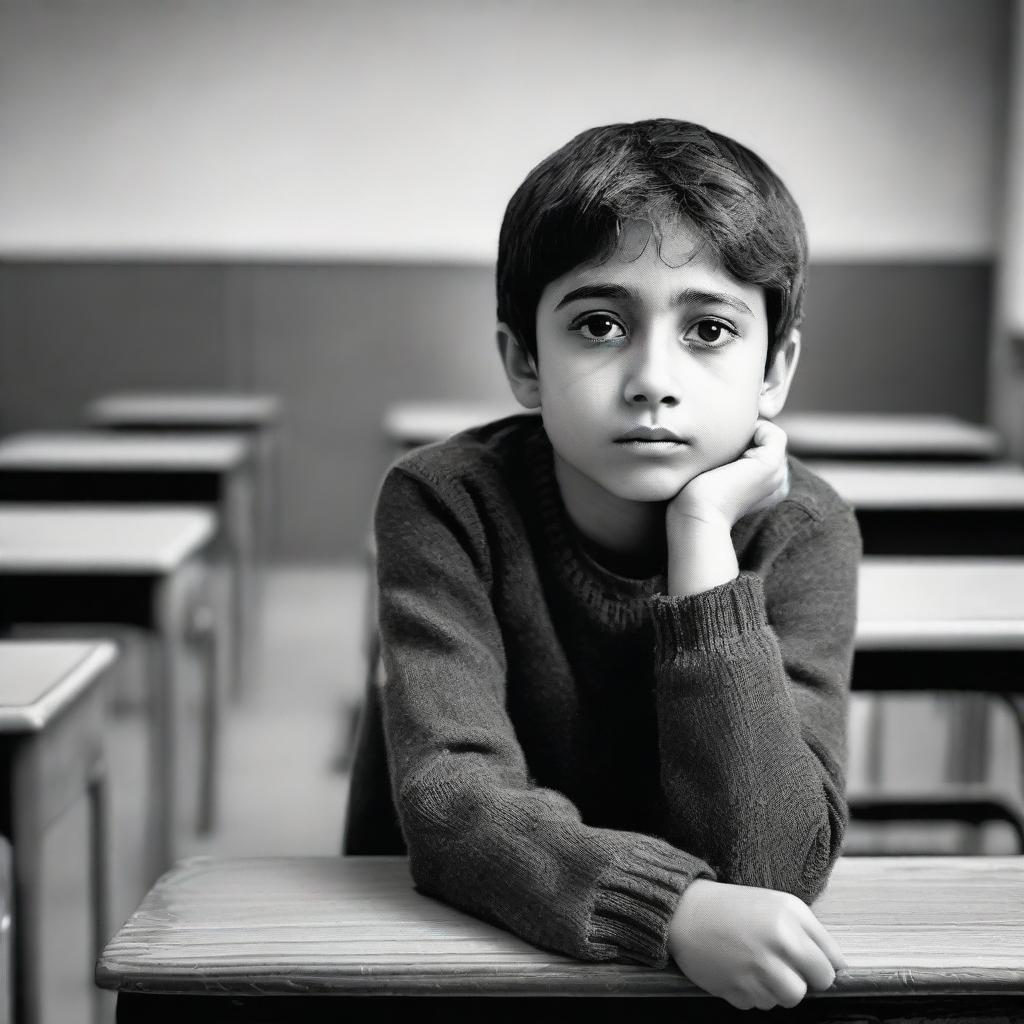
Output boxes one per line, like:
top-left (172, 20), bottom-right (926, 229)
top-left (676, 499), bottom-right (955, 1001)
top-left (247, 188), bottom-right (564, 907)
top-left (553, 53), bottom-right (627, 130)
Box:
top-left (352, 119), bottom-right (860, 1011)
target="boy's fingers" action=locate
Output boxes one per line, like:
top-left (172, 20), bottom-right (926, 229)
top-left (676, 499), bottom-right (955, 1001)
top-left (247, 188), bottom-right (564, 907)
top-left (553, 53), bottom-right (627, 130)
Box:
top-left (783, 930), bottom-right (837, 992)
top-left (800, 913), bottom-right (848, 971)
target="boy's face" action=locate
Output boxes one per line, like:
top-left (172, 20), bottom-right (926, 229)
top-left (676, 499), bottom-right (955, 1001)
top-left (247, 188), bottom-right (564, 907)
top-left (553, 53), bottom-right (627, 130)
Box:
top-left (522, 221), bottom-right (778, 505)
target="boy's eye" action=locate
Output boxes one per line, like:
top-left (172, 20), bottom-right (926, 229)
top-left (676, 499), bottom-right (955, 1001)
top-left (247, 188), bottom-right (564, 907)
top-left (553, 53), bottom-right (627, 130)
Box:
top-left (572, 313), bottom-right (627, 343)
top-left (686, 318), bottom-right (737, 348)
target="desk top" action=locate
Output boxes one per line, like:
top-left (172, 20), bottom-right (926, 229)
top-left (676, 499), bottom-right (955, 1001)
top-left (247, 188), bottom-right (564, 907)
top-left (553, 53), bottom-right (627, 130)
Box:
top-left (97, 855), bottom-right (1024, 997)
top-left (858, 557), bottom-right (1024, 649)
top-left (0, 506), bottom-right (215, 572)
top-left (0, 640), bottom-right (117, 732)
top-left (87, 392), bottom-right (281, 428)
top-left (382, 403), bottom-right (1003, 460)
top-left (383, 401), bottom-right (527, 445)
top-left (0, 432), bottom-right (250, 471)
top-left (777, 412), bottom-right (1002, 459)
top-left (810, 460), bottom-right (1024, 508)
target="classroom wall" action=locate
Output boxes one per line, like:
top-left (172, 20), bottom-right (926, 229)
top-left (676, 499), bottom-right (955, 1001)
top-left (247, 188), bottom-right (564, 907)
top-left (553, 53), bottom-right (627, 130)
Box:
top-left (0, 0), bottom-right (1012, 559)
top-left (990, 0), bottom-right (1024, 459)
top-left (0, 259), bottom-right (992, 558)
top-left (0, 0), bottom-right (1008, 260)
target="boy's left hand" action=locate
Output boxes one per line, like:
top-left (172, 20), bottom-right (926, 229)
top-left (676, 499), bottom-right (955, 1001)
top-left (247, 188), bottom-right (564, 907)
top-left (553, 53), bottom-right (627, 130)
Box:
top-left (668, 419), bottom-right (790, 533)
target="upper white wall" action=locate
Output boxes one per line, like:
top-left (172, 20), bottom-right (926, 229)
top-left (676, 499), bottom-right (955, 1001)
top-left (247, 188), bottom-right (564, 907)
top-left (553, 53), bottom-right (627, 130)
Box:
top-left (0, 0), bottom-right (1008, 260)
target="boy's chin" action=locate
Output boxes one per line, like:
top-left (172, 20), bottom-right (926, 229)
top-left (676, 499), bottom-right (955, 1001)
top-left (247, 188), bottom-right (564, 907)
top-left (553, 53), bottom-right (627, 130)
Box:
top-left (603, 468), bottom-right (697, 504)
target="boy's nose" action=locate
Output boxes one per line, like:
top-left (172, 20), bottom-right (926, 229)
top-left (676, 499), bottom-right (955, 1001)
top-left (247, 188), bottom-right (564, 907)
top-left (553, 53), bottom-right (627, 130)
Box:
top-left (622, 337), bottom-right (682, 408)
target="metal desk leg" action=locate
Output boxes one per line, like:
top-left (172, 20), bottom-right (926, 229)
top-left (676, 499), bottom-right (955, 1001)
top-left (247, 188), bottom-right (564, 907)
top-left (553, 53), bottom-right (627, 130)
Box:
top-left (88, 761), bottom-right (111, 1024)
top-left (9, 752), bottom-right (43, 1024)
top-left (189, 569), bottom-right (227, 835)
top-left (149, 570), bottom-right (191, 880)
top-left (224, 471), bottom-right (256, 701)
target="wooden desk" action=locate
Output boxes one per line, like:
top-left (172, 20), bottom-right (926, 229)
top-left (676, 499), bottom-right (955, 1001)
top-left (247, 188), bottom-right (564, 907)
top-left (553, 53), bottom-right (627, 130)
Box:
top-left (777, 412), bottom-right (1002, 461)
top-left (0, 507), bottom-right (221, 880)
top-left (383, 400), bottom-right (526, 449)
top-left (0, 640), bottom-right (117, 1024)
top-left (0, 432), bottom-right (256, 699)
top-left (382, 405), bottom-right (1005, 462)
top-left (809, 461), bottom-right (1024, 556)
top-left (86, 392), bottom-right (282, 563)
top-left (97, 855), bottom-right (1024, 1021)
top-left (855, 558), bottom-right (1024, 843)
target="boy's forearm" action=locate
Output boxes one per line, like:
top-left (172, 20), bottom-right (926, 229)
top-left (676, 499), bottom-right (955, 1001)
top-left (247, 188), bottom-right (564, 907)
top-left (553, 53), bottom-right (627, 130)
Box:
top-left (666, 518), bottom-right (739, 597)
top-left (650, 575), bottom-right (847, 901)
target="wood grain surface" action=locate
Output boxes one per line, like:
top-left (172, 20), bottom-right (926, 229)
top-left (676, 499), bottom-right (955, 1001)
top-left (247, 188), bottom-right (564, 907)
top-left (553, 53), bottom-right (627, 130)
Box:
top-left (97, 856), bottom-right (1024, 998)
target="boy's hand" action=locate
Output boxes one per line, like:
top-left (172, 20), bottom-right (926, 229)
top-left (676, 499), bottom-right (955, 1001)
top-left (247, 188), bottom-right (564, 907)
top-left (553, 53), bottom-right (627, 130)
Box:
top-left (664, 420), bottom-right (789, 596)
top-left (668, 419), bottom-right (790, 534)
top-left (667, 879), bottom-right (847, 1011)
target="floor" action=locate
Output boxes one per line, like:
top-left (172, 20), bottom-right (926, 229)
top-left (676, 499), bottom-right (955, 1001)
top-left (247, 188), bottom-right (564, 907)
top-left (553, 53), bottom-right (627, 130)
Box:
top-left (31, 563), bottom-right (1022, 1022)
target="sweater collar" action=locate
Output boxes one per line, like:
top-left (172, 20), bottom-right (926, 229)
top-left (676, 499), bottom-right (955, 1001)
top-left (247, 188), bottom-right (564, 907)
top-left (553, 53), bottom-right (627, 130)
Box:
top-left (521, 420), bottom-right (668, 627)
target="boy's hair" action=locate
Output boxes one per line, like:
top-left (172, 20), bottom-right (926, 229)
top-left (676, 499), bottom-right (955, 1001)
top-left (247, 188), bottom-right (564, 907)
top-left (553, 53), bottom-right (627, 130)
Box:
top-left (496, 118), bottom-right (808, 365)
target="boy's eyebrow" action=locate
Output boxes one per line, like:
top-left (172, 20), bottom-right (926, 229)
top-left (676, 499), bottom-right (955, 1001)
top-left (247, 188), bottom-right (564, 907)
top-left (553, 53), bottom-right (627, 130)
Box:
top-left (554, 284), bottom-right (754, 316)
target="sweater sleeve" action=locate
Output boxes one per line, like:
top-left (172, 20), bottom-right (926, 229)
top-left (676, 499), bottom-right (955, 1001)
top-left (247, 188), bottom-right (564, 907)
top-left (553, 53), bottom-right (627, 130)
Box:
top-left (648, 501), bottom-right (861, 903)
top-left (374, 466), bottom-right (716, 967)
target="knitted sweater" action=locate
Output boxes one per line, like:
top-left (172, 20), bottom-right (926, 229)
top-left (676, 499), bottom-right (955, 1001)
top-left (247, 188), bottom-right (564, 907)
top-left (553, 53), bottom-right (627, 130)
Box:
top-left (372, 413), bottom-right (861, 969)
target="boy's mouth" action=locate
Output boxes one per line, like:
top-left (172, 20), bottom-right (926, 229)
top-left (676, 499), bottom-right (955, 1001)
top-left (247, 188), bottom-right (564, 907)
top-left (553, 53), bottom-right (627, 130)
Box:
top-left (615, 426), bottom-right (687, 444)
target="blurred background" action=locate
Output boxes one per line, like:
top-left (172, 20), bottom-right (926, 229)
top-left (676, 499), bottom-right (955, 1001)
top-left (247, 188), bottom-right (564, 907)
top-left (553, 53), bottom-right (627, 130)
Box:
top-left (2, 1), bottom-right (1024, 1020)
top-left (2, 0), bottom-right (1022, 560)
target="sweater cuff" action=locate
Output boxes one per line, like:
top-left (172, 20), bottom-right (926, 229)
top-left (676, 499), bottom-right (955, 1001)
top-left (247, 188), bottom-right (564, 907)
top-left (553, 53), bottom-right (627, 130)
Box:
top-left (649, 571), bottom-right (766, 651)
top-left (588, 844), bottom-right (715, 967)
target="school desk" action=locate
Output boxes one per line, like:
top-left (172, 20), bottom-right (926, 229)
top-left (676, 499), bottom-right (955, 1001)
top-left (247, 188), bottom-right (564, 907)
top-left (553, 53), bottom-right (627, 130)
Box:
top-left (0, 640), bottom-right (117, 1024)
top-left (0, 432), bottom-right (256, 699)
top-left (855, 558), bottom-right (1024, 848)
top-left (776, 412), bottom-right (1002, 461)
top-left (808, 460), bottom-right (1024, 556)
top-left (382, 402), bottom-right (1003, 461)
top-left (96, 855), bottom-right (1024, 1022)
top-left (85, 392), bottom-right (282, 562)
top-left (0, 506), bottom-right (221, 882)
top-left (383, 400), bottom-right (526, 449)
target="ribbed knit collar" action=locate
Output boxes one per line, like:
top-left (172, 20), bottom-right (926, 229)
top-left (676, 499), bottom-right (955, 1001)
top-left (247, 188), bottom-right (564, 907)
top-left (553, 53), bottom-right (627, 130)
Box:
top-left (520, 418), bottom-right (668, 632)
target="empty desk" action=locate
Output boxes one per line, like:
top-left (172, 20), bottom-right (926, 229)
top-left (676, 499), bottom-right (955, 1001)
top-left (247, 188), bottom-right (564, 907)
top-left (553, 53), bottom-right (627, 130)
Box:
top-left (0, 433), bottom-right (256, 698)
top-left (86, 392), bottom-right (281, 561)
top-left (856, 557), bottom-right (1024, 801)
top-left (383, 406), bottom-right (1005, 463)
top-left (0, 640), bottom-right (117, 1024)
top-left (383, 400), bottom-right (525, 450)
top-left (0, 507), bottom-right (220, 880)
top-left (97, 855), bottom-right (1024, 1021)
top-left (809, 461), bottom-right (1024, 556)
top-left (777, 412), bottom-right (1002, 461)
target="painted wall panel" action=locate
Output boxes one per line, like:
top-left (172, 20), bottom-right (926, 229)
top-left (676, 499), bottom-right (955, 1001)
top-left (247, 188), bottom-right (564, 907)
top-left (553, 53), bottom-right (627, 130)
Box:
top-left (0, 260), bottom-right (991, 558)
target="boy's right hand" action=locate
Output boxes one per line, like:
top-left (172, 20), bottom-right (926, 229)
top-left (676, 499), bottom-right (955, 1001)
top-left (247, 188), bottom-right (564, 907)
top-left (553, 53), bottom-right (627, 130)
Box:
top-left (667, 879), bottom-right (847, 1011)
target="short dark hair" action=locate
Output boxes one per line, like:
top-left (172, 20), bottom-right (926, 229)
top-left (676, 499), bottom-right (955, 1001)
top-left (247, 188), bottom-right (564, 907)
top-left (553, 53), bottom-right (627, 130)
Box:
top-left (496, 119), bottom-right (807, 364)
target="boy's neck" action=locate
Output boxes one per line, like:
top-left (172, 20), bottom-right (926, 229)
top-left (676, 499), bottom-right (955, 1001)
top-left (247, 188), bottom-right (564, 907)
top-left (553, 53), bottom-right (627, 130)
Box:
top-left (552, 452), bottom-right (667, 578)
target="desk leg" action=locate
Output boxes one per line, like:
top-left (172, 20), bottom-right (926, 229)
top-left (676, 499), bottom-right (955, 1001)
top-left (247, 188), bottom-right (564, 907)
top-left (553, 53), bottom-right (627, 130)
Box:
top-left (945, 695), bottom-right (991, 853)
top-left (10, 744), bottom-right (44, 1024)
top-left (999, 693), bottom-right (1024, 800)
top-left (88, 761), bottom-right (110, 1024)
top-left (224, 472), bottom-right (256, 701)
top-left (150, 571), bottom-right (191, 880)
top-left (190, 565), bottom-right (227, 835)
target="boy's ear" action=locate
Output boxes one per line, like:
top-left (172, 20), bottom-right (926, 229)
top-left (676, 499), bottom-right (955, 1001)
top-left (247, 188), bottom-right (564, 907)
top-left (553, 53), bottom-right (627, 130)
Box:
top-left (497, 323), bottom-right (541, 409)
top-left (758, 329), bottom-right (801, 419)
